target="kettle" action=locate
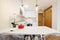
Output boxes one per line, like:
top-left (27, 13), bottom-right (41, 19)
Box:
top-left (18, 24), bottom-right (24, 29)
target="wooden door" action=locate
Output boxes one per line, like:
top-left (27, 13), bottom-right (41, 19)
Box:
top-left (44, 6), bottom-right (52, 28)
top-left (38, 13), bottom-right (43, 26)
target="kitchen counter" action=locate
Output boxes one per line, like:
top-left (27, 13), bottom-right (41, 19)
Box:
top-left (0, 26), bottom-right (59, 35)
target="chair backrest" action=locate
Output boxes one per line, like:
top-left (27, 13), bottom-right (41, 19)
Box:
top-left (44, 33), bottom-right (60, 40)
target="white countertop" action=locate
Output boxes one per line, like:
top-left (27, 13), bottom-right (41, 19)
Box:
top-left (0, 26), bottom-right (59, 35)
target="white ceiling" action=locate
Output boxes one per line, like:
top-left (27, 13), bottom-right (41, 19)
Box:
top-left (16, 0), bottom-right (52, 11)
top-left (37, 0), bottom-right (52, 10)
top-left (21, 0), bottom-right (52, 10)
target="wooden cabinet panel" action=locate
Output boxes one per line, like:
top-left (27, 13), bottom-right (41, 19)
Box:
top-left (38, 13), bottom-right (43, 26)
top-left (44, 6), bottom-right (52, 28)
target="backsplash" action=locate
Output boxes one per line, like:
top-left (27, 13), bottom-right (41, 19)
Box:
top-left (10, 15), bottom-right (37, 28)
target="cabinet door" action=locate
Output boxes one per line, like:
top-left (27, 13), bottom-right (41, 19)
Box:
top-left (38, 13), bottom-right (43, 26)
top-left (44, 7), bottom-right (52, 28)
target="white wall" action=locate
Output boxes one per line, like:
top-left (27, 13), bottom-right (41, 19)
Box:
top-left (0, 0), bottom-right (21, 30)
top-left (52, 0), bottom-right (60, 32)
top-left (0, 0), bottom-right (37, 30)
top-left (57, 0), bottom-right (60, 32)
top-left (52, 0), bottom-right (57, 30)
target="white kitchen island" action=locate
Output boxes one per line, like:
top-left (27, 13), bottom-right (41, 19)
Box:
top-left (0, 26), bottom-right (59, 35)
top-left (0, 26), bottom-right (60, 40)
